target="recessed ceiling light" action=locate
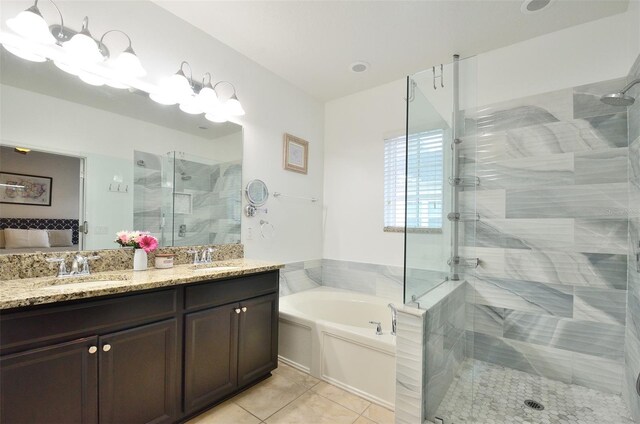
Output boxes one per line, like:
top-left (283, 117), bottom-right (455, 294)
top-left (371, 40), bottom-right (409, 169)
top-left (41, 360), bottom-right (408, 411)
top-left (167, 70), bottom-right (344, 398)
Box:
top-left (350, 61), bottom-right (370, 73)
top-left (521, 0), bottom-right (554, 14)
top-left (14, 147), bottom-right (30, 154)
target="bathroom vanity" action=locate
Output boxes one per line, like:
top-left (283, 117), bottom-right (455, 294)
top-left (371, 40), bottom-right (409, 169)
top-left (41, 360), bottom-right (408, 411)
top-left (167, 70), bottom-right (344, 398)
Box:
top-left (0, 261), bottom-right (281, 424)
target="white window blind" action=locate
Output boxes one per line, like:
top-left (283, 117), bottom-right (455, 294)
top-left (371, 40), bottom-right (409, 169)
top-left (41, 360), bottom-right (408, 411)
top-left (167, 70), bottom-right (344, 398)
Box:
top-left (384, 129), bottom-right (444, 230)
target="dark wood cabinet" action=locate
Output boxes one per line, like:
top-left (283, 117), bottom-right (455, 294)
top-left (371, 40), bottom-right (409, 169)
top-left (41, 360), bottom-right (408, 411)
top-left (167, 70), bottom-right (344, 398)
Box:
top-left (183, 284), bottom-right (279, 414)
top-left (184, 305), bottom-right (239, 413)
top-left (0, 337), bottom-right (99, 424)
top-left (0, 270), bottom-right (279, 424)
top-left (99, 319), bottom-right (178, 424)
top-left (237, 293), bottom-right (278, 387)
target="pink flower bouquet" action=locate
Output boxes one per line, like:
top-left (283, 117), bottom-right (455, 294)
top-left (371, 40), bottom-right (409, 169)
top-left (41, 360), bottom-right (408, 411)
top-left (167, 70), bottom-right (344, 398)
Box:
top-left (115, 231), bottom-right (159, 253)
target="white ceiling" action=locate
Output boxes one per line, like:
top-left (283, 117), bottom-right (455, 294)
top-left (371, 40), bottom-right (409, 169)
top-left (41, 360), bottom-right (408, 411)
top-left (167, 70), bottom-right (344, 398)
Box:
top-left (154, 0), bottom-right (630, 101)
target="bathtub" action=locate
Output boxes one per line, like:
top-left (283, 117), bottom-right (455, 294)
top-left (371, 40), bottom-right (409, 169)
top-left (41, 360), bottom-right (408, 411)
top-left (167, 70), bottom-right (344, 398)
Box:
top-left (278, 287), bottom-right (396, 409)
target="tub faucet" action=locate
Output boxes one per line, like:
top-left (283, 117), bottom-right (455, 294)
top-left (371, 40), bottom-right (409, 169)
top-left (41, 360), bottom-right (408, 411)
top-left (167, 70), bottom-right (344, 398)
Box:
top-left (388, 303), bottom-right (397, 336)
top-left (368, 321), bottom-right (383, 335)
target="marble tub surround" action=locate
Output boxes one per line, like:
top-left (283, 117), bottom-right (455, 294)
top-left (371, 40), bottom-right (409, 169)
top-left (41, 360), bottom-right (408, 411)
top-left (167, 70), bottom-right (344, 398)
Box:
top-left (278, 259), bottom-right (404, 302)
top-left (459, 76), bottom-right (632, 397)
top-left (279, 259), bottom-right (322, 297)
top-left (0, 258), bottom-right (280, 310)
top-left (320, 259), bottom-right (404, 302)
top-left (0, 243), bottom-right (244, 280)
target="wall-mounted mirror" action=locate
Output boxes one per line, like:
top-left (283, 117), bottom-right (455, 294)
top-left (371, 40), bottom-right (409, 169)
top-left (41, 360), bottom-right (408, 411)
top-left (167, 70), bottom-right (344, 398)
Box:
top-left (0, 46), bottom-right (243, 254)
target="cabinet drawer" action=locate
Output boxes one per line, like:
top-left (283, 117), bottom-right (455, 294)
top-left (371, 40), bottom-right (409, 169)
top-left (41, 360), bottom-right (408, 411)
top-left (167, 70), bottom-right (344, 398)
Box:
top-left (0, 289), bottom-right (177, 353)
top-left (185, 271), bottom-right (278, 311)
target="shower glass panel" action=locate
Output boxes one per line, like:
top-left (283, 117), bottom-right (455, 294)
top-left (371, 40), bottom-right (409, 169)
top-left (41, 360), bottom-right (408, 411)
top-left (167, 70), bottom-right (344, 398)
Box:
top-left (403, 55), bottom-right (478, 423)
top-left (404, 54), bottom-right (639, 424)
top-left (168, 151), bottom-right (241, 247)
top-left (133, 151), bottom-right (241, 247)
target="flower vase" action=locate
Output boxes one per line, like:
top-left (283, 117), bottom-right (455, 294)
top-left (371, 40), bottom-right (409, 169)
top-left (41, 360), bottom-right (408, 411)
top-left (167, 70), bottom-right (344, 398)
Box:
top-left (133, 249), bottom-right (148, 271)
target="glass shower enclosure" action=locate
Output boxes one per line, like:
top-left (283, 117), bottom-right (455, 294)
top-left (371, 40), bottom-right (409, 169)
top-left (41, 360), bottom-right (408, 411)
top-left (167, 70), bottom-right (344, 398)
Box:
top-left (404, 54), bottom-right (637, 423)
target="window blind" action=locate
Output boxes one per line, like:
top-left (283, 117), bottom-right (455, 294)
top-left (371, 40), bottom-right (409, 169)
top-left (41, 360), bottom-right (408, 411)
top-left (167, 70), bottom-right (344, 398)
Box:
top-left (384, 129), bottom-right (444, 229)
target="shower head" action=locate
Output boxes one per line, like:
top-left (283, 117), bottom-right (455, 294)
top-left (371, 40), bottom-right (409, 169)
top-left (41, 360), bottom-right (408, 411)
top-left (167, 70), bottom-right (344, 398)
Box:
top-left (600, 92), bottom-right (635, 107)
top-left (600, 78), bottom-right (640, 107)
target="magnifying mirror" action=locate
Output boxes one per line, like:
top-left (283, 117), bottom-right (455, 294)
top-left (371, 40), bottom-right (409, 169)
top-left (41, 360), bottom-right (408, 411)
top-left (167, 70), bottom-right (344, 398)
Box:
top-left (245, 179), bottom-right (269, 217)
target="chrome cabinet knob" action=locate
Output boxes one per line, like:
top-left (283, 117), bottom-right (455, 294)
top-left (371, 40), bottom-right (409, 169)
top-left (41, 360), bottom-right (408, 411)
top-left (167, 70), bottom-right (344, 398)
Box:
top-left (102, 344), bottom-right (111, 352)
top-left (235, 308), bottom-right (241, 314)
top-left (241, 307), bottom-right (247, 312)
top-left (88, 346), bottom-right (97, 354)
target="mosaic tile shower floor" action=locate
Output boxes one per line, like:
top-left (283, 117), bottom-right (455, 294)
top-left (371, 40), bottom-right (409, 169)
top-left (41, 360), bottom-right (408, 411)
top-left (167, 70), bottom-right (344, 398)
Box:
top-left (434, 359), bottom-right (635, 424)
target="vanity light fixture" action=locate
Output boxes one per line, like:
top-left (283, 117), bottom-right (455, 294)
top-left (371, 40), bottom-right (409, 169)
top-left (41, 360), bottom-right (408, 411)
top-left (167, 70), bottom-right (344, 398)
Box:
top-left (2, 1), bottom-right (245, 122)
top-left (100, 29), bottom-right (146, 78)
top-left (6, 0), bottom-right (57, 44)
top-left (150, 61), bottom-right (194, 106)
top-left (3, 0), bottom-right (63, 62)
top-left (196, 73), bottom-right (220, 112)
top-left (213, 81), bottom-right (245, 116)
top-left (54, 17), bottom-right (103, 77)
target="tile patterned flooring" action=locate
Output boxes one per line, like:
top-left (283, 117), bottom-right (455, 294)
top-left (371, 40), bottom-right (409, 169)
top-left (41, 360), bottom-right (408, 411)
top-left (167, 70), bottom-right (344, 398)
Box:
top-left (186, 362), bottom-right (395, 424)
top-left (434, 359), bottom-right (635, 424)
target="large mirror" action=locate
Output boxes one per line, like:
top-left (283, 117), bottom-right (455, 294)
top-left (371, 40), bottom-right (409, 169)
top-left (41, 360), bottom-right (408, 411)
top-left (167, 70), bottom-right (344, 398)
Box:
top-left (0, 48), bottom-right (243, 254)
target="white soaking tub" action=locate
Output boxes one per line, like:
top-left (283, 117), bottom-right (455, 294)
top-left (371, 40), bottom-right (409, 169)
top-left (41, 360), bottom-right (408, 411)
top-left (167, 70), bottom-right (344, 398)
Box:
top-left (278, 287), bottom-right (397, 409)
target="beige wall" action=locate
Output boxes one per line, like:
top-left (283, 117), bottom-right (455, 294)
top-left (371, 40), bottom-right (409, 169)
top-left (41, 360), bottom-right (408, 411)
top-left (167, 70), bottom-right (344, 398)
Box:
top-left (0, 147), bottom-right (80, 219)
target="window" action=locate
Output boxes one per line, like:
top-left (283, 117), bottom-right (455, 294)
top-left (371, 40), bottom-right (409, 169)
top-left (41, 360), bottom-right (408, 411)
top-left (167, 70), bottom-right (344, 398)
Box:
top-left (384, 129), bottom-right (444, 232)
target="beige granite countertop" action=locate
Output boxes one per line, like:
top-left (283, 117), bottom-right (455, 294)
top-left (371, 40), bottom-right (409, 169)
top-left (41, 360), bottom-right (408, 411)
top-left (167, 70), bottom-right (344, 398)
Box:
top-left (0, 259), bottom-right (283, 310)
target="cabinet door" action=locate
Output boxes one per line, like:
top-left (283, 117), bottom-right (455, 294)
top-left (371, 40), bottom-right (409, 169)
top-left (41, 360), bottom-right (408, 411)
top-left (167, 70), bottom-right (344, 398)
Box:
top-left (237, 293), bottom-right (278, 387)
top-left (99, 319), bottom-right (178, 424)
top-left (0, 337), bottom-right (98, 424)
top-left (184, 304), bottom-right (239, 413)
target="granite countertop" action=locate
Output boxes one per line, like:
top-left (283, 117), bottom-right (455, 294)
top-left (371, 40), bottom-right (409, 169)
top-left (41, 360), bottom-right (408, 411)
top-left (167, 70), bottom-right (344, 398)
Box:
top-left (0, 259), bottom-right (283, 310)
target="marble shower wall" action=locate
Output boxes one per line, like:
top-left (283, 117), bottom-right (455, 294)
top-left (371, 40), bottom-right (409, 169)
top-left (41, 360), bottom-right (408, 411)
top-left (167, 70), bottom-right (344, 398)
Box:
top-left (134, 152), bottom-right (241, 247)
top-left (624, 55), bottom-right (640, 422)
top-left (459, 77), bottom-right (631, 395)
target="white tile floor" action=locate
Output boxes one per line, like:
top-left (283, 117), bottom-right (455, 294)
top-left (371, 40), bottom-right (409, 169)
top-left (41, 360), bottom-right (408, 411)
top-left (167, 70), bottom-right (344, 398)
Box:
top-left (434, 359), bottom-right (635, 424)
top-left (186, 362), bottom-right (395, 424)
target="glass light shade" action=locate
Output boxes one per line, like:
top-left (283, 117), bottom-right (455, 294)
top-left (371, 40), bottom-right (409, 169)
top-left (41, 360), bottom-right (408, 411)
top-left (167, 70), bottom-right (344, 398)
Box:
top-left (3, 43), bottom-right (47, 62)
top-left (205, 112), bottom-right (229, 123)
top-left (179, 96), bottom-right (204, 115)
top-left (63, 33), bottom-right (104, 64)
top-left (7, 9), bottom-right (56, 44)
top-left (196, 86), bottom-right (220, 112)
top-left (149, 92), bottom-right (178, 106)
top-left (165, 73), bottom-right (192, 100)
top-left (111, 50), bottom-right (146, 78)
top-left (53, 59), bottom-right (81, 75)
top-left (149, 73), bottom-right (193, 106)
top-left (78, 71), bottom-right (105, 86)
top-left (105, 79), bottom-right (129, 89)
top-left (224, 97), bottom-right (245, 116)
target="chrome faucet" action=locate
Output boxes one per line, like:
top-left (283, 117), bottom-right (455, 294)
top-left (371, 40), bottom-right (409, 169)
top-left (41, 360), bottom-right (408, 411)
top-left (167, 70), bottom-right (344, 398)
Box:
top-left (201, 247), bottom-right (215, 263)
top-left (369, 321), bottom-right (383, 335)
top-left (388, 303), bottom-right (397, 336)
top-left (188, 247), bottom-right (216, 265)
top-left (47, 254), bottom-right (100, 277)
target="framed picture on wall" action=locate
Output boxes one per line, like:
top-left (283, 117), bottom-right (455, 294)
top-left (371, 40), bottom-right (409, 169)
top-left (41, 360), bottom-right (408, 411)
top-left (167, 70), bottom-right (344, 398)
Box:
top-left (283, 133), bottom-right (309, 174)
top-left (0, 172), bottom-right (53, 206)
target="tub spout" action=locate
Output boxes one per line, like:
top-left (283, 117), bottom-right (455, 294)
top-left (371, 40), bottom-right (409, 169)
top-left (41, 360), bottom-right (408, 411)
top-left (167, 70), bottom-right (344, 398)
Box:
top-left (388, 303), bottom-right (397, 336)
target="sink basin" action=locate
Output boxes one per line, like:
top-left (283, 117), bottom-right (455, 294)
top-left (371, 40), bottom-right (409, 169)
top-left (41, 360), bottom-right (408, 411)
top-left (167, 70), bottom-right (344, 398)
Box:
top-left (192, 266), bottom-right (242, 272)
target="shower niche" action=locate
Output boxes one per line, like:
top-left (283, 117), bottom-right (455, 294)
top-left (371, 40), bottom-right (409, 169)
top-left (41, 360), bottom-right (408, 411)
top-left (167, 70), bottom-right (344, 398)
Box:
top-left (133, 150), bottom-right (242, 247)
